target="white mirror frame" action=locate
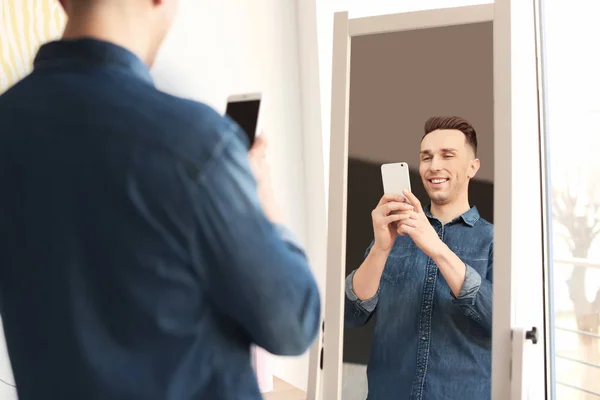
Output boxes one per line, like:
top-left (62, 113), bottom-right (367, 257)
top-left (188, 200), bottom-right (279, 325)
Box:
top-left (321, 2), bottom-right (547, 400)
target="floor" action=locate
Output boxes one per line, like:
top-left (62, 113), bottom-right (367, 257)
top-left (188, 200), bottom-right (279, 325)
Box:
top-left (262, 363), bottom-right (368, 400)
top-left (263, 377), bottom-right (306, 400)
top-left (342, 362), bottom-right (368, 400)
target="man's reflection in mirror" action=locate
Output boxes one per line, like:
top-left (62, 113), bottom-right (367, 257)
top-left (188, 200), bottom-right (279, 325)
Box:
top-left (345, 117), bottom-right (494, 400)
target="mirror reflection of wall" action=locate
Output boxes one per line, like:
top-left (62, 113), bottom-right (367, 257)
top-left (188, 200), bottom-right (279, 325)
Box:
top-left (342, 21), bottom-right (494, 400)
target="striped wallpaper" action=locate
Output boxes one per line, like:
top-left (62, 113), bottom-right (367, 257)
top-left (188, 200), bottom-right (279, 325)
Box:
top-left (0, 1), bottom-right (66, 394)
top-left (0, 0), bottom-right (66, 94)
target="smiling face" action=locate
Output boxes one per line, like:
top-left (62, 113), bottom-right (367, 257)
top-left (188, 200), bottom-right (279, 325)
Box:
top-left (419, 129), bottom-right (480, 206)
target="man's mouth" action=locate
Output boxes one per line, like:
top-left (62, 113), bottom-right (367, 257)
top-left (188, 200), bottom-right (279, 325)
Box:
top-left (429, 178), bottom-right (449, 184)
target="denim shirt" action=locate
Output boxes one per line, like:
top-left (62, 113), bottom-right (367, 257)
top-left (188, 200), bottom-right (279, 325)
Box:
top-left (345, 206), bottom-right (493, 400)
top-left (0, 39), bottom-right (320, 400)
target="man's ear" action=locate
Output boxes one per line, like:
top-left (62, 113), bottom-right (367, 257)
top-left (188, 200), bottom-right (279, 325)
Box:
top-left (467, 158), bottom-right (481, 179)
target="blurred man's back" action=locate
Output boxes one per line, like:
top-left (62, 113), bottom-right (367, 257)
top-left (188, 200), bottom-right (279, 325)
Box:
top-left (0, 1), bottom-right (320, 399)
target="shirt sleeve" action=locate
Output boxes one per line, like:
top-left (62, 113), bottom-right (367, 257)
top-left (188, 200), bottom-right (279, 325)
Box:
top-left (345, 270), bottom-right (379, 313)
top-left (452, 244), bottom-right (493, 334)
top-left (188, 129), bottom-right (321, 356)
top-left (344, 241), bottom-right (378, 327)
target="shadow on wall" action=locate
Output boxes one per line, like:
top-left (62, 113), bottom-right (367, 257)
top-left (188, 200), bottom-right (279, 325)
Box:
top-left (343, 157), bottom-right (494, 365)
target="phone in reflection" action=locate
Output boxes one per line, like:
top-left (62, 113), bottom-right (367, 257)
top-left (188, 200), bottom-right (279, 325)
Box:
top-left (381, 162), bottom-right (412, 202)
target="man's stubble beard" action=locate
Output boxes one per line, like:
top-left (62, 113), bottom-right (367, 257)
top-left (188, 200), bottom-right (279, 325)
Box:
top-left (429, 192), bottom-right (451, 206)
top-left (426, 183), bottom-right (457, 206)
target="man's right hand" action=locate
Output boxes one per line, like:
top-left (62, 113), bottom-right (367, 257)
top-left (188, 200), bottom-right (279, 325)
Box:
top-left (248, 134), bottom-right (284, 223)
top-left (371, 194), bottom-right (414, 252)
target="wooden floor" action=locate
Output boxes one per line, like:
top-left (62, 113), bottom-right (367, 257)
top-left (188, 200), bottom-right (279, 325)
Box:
top-left (263, 377), bottom-right (306, 400)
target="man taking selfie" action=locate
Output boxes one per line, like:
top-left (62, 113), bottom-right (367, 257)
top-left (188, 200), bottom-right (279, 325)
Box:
top-left (345, 117), bottom-right (494, 400)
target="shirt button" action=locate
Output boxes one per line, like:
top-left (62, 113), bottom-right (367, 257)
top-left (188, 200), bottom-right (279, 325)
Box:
top-left (428, 277), bottom-right (433, 281)
top-left (421, 337), bottom-right (427, 341)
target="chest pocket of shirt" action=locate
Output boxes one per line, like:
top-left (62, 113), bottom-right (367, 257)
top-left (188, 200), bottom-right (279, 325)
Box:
top-left (381, 250), bottom-right (413, 284)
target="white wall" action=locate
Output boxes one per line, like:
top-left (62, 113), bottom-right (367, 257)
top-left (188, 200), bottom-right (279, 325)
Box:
top-left (295, 1), bottom-right (326, 395)
top-left (296, 0), bottom-right (327, 301)
top-left (152, 0), bottom-right (323, 391)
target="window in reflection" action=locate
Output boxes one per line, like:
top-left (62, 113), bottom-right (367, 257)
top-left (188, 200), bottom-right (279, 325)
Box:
top-left (541, 1), bottom-right (600, 398)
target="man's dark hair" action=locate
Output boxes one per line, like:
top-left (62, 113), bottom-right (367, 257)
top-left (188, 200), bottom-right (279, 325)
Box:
top-left (422, 116), bottom-right (478, 157)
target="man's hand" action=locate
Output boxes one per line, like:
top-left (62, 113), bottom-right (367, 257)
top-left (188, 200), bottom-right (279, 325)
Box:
top-left (248, 134), bottom-right (268, 179)
top-left (396, 191), bottom-right (444, 258)
top-left (371, 194), bottom-right (414, 252)
top-left (248, 134), bottom-right (284, 223)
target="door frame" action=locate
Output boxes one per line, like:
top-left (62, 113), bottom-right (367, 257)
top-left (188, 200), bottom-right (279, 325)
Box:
top-left (323, 2), bottom-right (547, 399)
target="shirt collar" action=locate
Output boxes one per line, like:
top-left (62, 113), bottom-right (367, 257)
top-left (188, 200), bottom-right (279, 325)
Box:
top-left (34, 38), bottom-right (154, 86)
top-left (424, 204), bottom-right (480, 227)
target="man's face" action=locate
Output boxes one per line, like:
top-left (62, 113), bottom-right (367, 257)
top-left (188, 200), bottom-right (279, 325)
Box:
top-left (419, 129), bottom-right (480, 206)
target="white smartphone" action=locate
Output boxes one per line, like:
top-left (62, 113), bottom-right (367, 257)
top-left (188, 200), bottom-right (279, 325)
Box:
top-left (225, 92), bottom-right (262, 145)
top-left (381, 162), bottom-right (412, 199)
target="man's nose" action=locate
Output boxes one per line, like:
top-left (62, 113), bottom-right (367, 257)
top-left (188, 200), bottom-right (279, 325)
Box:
top-left (430, 156), bottom-right (443, 171)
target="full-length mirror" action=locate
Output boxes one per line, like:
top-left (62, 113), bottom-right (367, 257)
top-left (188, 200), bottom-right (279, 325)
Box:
top-left (340, 18), bottom-right (494, 400)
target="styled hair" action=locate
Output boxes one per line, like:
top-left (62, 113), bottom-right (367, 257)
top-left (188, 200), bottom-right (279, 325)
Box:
top-left (422, 116), bottom-right (478, 156)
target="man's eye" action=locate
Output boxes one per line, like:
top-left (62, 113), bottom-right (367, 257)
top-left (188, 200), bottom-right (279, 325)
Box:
top-left (444, 154), bottom-right (454, 159)
top-left (422, 157), bottom-right (431, 161)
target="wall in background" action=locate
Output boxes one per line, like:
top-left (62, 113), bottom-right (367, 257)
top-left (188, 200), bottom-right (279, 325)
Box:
top-left (0, 0), bottom-right (66, 94)
top-left (0, 0), bottom-right (324, 392)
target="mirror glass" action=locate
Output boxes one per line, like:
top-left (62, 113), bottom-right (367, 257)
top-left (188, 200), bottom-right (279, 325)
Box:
top-left (342, 21), bottom-right (494, 400)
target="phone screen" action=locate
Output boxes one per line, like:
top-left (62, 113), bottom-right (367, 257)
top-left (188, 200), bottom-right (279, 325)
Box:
top-left (225, 99), bottom-right (261, 145)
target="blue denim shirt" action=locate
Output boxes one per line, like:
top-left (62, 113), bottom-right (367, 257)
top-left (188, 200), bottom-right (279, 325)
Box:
top-left (0, 39), bottom-right (320, 400)
top-left (345, 206), bottom-right (493, 400)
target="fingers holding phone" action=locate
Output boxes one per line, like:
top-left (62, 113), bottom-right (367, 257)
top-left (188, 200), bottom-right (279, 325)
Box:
top-left (372, 163), bottom-right (414, 251)
top-left (247, 133), bottom-right (283, 224)
top-left (225, 93), bottom-right (281, 222)
top-left (248, 134), bottom-right (267, 176)
top-left (371, 194), bottom-right (414, 252)
top-left (248, 133), bottom-right (270, 189)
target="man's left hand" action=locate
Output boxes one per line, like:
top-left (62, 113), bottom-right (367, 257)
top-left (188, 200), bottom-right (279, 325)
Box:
top-left (397, 190), bottom-right (443, 258)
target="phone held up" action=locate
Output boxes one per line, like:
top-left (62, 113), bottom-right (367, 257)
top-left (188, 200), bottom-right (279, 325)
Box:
top-left (381, 162), bottom-right (412, 203)
top-left (225, 93), bottom-right (262, 148)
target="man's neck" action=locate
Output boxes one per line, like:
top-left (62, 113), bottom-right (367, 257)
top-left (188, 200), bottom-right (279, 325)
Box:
top-left (61, 8), bottom-right (152, 65)
top-left (429, 199), bottom-right (471, 224)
